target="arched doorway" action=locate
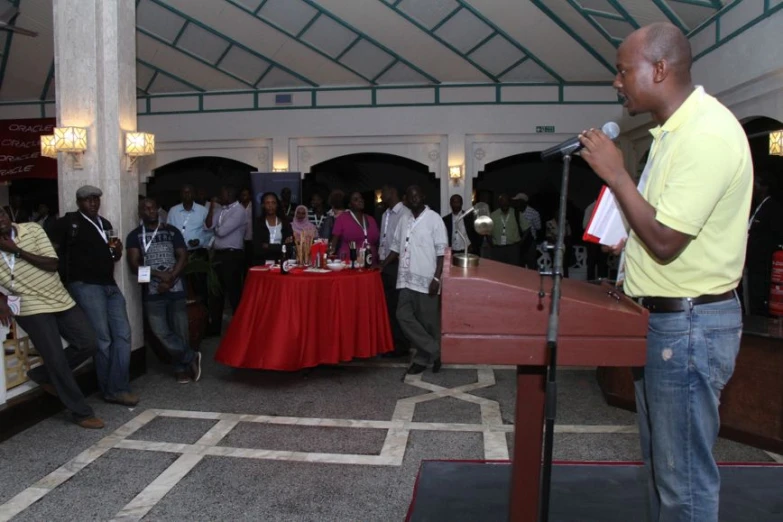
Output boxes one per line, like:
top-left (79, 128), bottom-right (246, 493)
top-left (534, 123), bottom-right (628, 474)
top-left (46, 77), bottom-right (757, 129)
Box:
top-left (742, 116), bottom-right (783, 176)
top-left (147, 156), bottom-right (256, 210)
top-left (475, 152), bottom-right (606, 280)
top-left (304, 152), bottom-right (440, 221)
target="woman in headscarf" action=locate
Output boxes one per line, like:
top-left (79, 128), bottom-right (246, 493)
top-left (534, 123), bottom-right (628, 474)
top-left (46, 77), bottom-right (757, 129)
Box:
top-left (291, 204), bottom-right (318, 240)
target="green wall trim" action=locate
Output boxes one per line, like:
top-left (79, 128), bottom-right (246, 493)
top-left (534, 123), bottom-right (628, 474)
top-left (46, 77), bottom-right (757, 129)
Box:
top-left (39, 60), bottom-right (55, 101)
top-left (692, 0), bottom-right (782, 62)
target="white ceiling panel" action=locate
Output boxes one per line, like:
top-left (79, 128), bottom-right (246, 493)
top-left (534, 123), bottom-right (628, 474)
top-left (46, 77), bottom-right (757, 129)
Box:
top-left (595, 18), bottom-right (636, 40)
top-left (300, 15), bottom-right (357, 58)
top-left (434, 8), bottom-right (494, 54)
top-left (176, 24), bottom-right (230, 64)
top-left (149, 74), bottom-right (197, 93)
top-left (136, 33), bottom-right (249, 92)
top-left (339, 40), bottom-right (395, 81)
top-left (257, 68), bottom-right (310, 89)
top-left (317, 0), bottom-right (488, 82)
top-left (500, 59), bottom-right (557, 83)
top-left (669, 2), bottom-right (720, 30)
top-left (469, 36), bottom-right (525, 77)
top-left (618, 0), bottom-right (672, 26)
top-left (259, 0), bottom-right (319, 36)
top-left (164, 0), bottom-right (365, 85)
top-left (470, 0), bottom-right (615, 81)
top-left (137, 63), bottom-right (157, 90)
top-left (397, 0), bottom-right (460, 30)
top-left (376, 62), bottom-right (430, 85)
top-left (137, 0), bottom-right (186, 43)
top-left (219, 46), bottom-right (270, 84)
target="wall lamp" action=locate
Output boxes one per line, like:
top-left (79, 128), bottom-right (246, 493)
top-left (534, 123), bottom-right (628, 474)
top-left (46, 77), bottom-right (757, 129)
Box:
top-left (770, 130), bottom-right (783, 156)
top-left (40, 135), bottom-right (57, 159)
top-left (53, 126), bottom-right (87, 169)
top-left (449, 165), bottom-right (463, 184)
top-left (125, 132), bottom-right (155, 171)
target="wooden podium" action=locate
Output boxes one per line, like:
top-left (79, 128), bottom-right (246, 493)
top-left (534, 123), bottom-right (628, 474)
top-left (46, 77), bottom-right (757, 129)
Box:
top-left (441, 258), bottom-right (648, 522)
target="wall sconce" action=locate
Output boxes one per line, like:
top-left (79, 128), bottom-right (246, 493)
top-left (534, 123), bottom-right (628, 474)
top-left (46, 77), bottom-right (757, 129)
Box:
top-left (125, 132), bottom-right (156, 171)
top-left (449, 165), bottom-right (463, 184)
top-left (40, 135), bottom-right (57, 159)
top-left (375, 189), bottom-right (383, 204)
top-left (54, 126), bottom-right (87, 169)
top-left (770, 130), bottom-right (783, 156)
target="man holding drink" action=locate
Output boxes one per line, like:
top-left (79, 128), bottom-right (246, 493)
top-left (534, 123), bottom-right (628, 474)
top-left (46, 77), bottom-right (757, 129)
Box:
top-left (48, 185), bottom-right (139, 407)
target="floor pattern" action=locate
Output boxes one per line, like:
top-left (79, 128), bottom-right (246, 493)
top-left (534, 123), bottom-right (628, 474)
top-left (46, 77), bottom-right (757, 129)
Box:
top-left (1, 351), bottom-right (778, 521)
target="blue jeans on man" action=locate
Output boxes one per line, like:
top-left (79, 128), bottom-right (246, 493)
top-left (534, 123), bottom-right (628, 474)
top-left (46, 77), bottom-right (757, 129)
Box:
top-left (634, 296), bottom-right (742, 522)
top-left (145, 297), bottom-right (196, 375)
top-left (67, 282), bottom-right (133, 400)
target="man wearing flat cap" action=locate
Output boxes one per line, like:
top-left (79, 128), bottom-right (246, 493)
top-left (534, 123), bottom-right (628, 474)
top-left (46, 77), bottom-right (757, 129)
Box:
top-left (48, 185), bottom-right (139, 407)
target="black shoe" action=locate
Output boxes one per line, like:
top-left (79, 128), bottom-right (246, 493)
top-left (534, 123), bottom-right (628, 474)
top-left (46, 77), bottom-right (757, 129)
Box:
top-left (432, 358), bottom-right (442, 373)
top-left (406, 363), bottom-right (426, 375)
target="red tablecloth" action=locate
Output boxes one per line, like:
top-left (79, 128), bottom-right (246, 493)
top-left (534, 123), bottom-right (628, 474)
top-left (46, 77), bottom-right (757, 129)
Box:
top-left (215, 267), bottom-right (393, 370)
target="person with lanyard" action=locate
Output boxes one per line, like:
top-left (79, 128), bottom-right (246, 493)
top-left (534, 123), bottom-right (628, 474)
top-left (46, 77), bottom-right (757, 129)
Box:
top-left (47, 185), bottom-right (138, 408)
top-left (308, 193), bottom-right (332, 239)
top-left (205, 185), bottom-right (247, 322)
top-left (743, 171), bottom-right (783, 316)
top-left (489, 193), bottom-right (531, 266)
top-left (240, 188), bottom-right (254, 275)
top-left (330, 191), bottom-right (380, 265)
top-left (578, 23), bottom-right (752, 521)
top-left (378, 184), bottom-right (411, 358)
top-left (442, 194), bottom-right (480, 255)
top-left (167, 184), bottom-right (213, 314)
top-left (126, 198), bottom-right (201, 384)
top-left (253, 192), bottom-right (294, 264)
top-left (0, 206), bottom-right (104, 429)
top-left (280, 187), bottom-right (295, 220)
top-left (381, 185), bottom-right (448, 375)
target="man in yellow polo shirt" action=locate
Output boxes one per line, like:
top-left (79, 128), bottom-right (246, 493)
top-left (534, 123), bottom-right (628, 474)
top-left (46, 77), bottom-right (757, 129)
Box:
top-left (0, 207), bottom-right (104, 429)
top-left (579, 23), bottom-right (752, 522)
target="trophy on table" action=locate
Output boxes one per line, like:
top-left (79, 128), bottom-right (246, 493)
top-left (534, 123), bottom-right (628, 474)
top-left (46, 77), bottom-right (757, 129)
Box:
top-left (452, 202), bottom-right (493, 268)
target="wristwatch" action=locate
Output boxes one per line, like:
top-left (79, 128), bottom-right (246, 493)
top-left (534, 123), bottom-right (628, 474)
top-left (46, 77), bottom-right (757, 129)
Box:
top-left (14, 249), bottom-right (21, 259)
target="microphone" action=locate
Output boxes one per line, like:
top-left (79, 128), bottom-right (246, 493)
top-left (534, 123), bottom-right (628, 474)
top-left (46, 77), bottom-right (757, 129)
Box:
top-left (540, 121), bottom-right (620, 161)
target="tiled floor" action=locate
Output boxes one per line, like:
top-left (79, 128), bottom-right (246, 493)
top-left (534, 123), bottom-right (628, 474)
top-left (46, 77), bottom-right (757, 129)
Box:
top-left (0, 338), bottom-right (778, 521)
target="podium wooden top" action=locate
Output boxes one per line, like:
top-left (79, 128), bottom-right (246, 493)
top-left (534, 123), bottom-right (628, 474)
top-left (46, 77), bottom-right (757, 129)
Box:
top-left (441, 257), bottom-right (648, 367)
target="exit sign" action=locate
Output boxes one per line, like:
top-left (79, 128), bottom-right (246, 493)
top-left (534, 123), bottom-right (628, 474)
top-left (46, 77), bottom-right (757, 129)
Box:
top-left (536, 126), bottom-right (555, 133)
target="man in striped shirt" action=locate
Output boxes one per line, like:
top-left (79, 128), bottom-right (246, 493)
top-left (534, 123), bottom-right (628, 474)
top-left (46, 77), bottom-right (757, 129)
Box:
top-left (0, 207), bottom-right (103, 429)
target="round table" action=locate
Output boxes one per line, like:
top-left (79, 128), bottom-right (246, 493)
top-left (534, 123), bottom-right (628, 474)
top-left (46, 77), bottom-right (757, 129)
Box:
top-left (215, 266), bottom-right (393, 370)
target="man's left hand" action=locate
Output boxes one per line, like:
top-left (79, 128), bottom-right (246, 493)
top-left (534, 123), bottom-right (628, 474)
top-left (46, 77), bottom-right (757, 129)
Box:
top-left (579, 128), bottom-right (628, 187)
top-left (0, 236), bottom-right (19, 255)
top-left (428, 279), bottom-right (440, 296)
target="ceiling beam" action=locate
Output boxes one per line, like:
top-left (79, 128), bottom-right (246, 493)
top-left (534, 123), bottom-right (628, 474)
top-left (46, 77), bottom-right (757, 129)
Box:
top-left (0, 0), bottom-right (21, 94)
top-left (530, 0), bottom-right (616, 75)
top-left (380, 2), bottom-right (499, 83)
top-left (223, 0), bottom-right (374, 85)
top-left (457, 0), bottom-right (564, 83)
top-left (148, 0), bottom-right (318, 87)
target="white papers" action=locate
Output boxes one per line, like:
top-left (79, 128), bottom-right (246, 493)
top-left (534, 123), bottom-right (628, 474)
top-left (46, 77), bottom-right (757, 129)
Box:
top-left (583, 186), bottom-right (628, 247)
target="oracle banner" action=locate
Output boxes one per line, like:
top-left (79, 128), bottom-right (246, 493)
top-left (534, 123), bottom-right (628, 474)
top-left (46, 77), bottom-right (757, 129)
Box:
top-left (0, 118), bottom-right (57, 180)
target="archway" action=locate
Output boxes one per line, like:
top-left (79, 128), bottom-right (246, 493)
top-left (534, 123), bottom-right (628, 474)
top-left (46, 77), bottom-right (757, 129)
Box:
top-left (304, 152), bottom-right (440, 221)
top-left (147, 156), bottom-right (256, 211)
top-left (741, 116), bottom-right (783, 177)
top-left (475, 152), bottom-right (602, 239)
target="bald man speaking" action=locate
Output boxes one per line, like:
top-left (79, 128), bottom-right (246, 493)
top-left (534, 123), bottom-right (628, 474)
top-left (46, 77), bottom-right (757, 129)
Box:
top-left (579, 23), bottom-right (752, 521)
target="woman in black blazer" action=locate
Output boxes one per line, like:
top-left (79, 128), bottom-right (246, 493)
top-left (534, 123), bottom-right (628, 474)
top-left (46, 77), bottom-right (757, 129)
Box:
top-left (253, 192), bottom-right (294, 264)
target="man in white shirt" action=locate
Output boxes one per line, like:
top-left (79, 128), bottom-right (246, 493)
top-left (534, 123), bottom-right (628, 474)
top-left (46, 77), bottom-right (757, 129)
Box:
top-left (378, 184), bottom-right (411, 358)
top-left (382, 186), bottom-right (448, 374)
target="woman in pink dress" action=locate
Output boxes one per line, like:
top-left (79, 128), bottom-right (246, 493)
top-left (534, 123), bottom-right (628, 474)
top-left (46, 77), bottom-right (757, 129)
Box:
top-left (329, 191), bottom-right (380, 265)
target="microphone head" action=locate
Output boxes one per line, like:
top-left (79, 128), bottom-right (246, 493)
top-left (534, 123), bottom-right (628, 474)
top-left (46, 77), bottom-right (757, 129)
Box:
top-left (602, 121), bottom-right (620, 140)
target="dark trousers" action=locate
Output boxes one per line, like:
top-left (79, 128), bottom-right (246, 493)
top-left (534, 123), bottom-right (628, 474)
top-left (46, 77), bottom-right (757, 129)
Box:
top-left (213, 249), bottom-right (245, 315)
top-left (17, 306), bottom-right (98, 420)
top-left (381, 260), bottom-right (408, 353)
top-left (397, 289), bottom-right (440, 366)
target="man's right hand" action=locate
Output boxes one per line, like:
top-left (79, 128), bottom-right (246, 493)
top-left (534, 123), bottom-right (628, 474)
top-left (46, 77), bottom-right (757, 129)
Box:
top-left (602, 238), bottom-right (626, 256)
top-left (188, 239), bottom-right (200, 247)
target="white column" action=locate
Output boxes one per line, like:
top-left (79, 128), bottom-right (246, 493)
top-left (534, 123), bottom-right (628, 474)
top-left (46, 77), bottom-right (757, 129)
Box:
top-left (53, 0), bottom-right (142, 349)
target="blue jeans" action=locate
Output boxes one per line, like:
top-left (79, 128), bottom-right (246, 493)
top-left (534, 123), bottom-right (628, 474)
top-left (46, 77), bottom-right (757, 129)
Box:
top-left (145, 298), bottom-right (195, 373)
top-left (68, 282), bottom-right (132, 399)
top-left (634, 296), bottom-right (742, 522)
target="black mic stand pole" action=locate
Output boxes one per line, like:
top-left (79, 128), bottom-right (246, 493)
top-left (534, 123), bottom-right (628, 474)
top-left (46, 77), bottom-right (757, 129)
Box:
top-left (538, 152), bottom-right (571, 522)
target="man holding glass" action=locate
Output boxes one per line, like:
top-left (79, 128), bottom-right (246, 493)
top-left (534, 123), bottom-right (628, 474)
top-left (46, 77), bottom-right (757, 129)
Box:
top-left (48, 185), bottom-right (139, 407)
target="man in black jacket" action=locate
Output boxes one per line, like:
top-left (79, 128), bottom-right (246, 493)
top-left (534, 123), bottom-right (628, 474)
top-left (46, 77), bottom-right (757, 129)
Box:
top-left (442, 195), bottom-right (481, 254)
top-left (745, 171), bottom-right (783, 316)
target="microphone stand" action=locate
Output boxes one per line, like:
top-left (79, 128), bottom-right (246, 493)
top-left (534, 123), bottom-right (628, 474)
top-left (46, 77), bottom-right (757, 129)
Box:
top-left (538, 153), bottom-right (571, 522)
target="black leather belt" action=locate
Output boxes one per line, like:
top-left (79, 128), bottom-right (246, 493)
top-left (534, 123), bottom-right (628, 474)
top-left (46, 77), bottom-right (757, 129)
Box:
top-left (215, 248), bottom-right (243, 253)
top-left (633, 291), bottom-right (735, 313)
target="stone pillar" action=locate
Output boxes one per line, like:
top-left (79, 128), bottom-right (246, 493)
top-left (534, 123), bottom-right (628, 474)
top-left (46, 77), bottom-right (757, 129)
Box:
top-left (53, 0), bottom-right (142, 349)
